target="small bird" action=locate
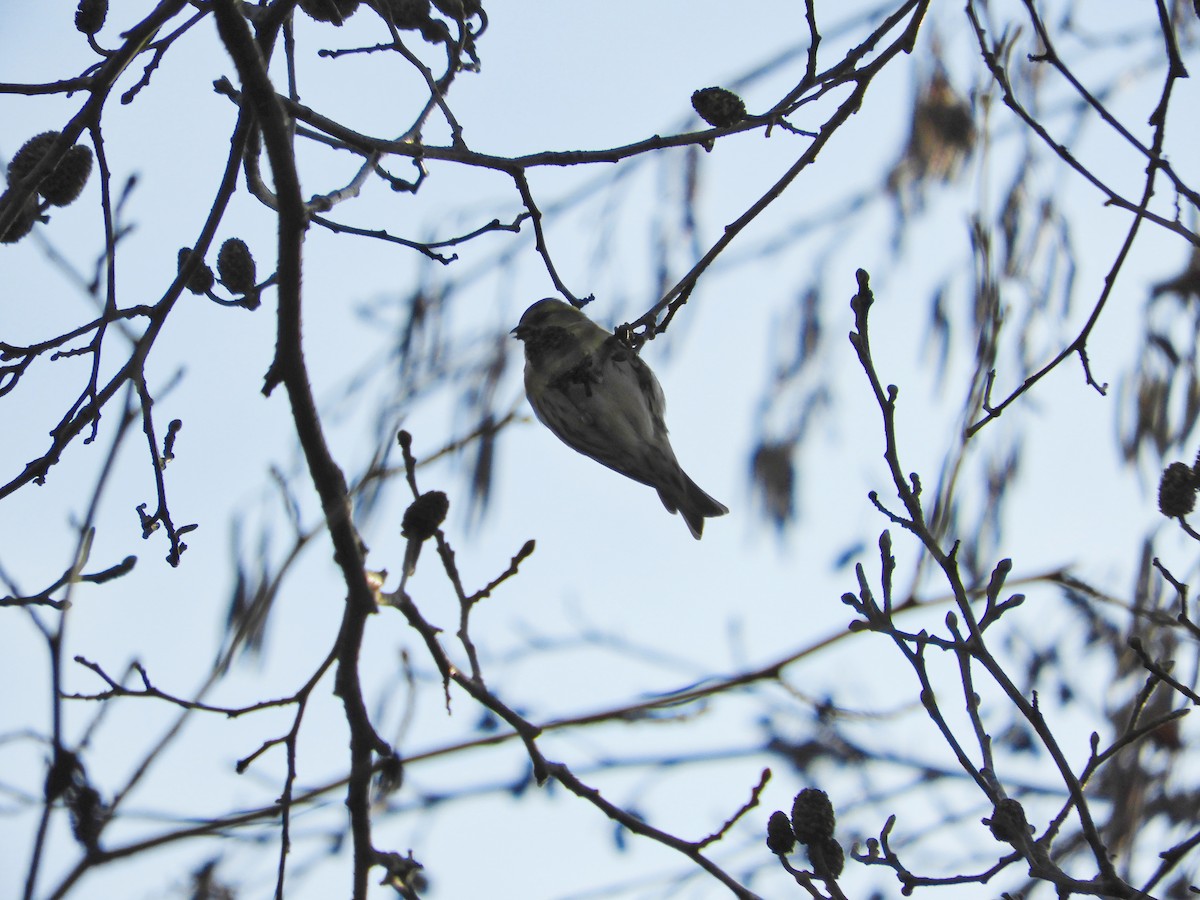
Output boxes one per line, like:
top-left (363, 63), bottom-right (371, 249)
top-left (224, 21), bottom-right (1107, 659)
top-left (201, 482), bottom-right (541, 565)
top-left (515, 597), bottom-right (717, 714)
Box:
top-left (512, 298), bottom-right (728, 538)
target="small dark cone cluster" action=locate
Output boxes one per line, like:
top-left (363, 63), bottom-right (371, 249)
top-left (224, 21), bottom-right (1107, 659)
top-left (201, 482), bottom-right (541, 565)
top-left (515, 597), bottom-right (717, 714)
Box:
top-left (384, 0), bottom-right (432, 28)
top-left (765, 810), bottom-right (795, 855)
top-left (2, 131), bottom-right (94, 244)
top-left (0, 193), bottom-right (40, 244)
top-left (298, 0), bottom-right (360, 24)
top-left (7, 131), bottom-right (94, 212)
top-left (75, 0), bottom-right (108, 35)
top-left (178, 248), bottom-right (215, 295)
top-left (1158, 461), bottom-right (1198, 518)
top-left (217, 238), bottom-right (257, 295)
top-left (790, 787), bottom-right (836, 844)
top-left (691, 87), bottom-right (746, 128)
top-left (402, 491), bottom-right (450, 542)
top-left (8, 132), bottom-right (59, 185)
top-left (810, 836), bottom-right (844, 880)
top-left (432, 0), bottom-right (482, 16)
top-left (765, 788), bottom-right (844, 881)
top-left (40, 146), bottom-right (93, 207)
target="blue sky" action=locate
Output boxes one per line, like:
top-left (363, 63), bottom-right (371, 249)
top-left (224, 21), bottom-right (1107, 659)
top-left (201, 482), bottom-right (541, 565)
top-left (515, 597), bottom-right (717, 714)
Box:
top-left (3, 2), bottom-right (1199, 898)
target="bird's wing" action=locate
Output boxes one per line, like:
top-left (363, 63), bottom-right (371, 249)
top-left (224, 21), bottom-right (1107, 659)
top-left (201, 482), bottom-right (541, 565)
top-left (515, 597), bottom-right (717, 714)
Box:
top-left (596, 335), bottom-right (668, 423)
top-left (535, 337), bottom-right (680, 490)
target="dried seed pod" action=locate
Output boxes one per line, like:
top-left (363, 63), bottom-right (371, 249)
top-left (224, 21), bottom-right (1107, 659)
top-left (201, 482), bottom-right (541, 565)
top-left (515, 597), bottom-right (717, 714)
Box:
top-left (8, 131), bottom-right (60, 186)
top-left (217, 238), bottom-right (257, 294)
top-left (766, 810), bottom-right (796, 855)
top-left (402, 491), bottom-right (449, 542)
top-left (811, 836), bottom-right (844, 880)
top-left (384, 0), bottom-right (432, 29)
top-left (0, 191), bottom-right (41, 244)
top-left (790, 788), bottom-right (836, 845)
top-left (75, 0), bottom-right (108, 35)
top-left (177, 248), bottom-right (215, 295)
top-left (691, 87), bottom-right (746, 128)
top-left (39, 145), bottom-right (93, 206)
top-left (1158, 461), bottom-right (1197, 518)
top-left (298, 0), bottom-right (360, 24)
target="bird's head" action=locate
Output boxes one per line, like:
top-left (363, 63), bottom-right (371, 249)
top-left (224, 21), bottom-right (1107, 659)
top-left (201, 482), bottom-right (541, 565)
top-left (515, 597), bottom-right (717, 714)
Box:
top-left (511, 298), bottom-right (585, 342)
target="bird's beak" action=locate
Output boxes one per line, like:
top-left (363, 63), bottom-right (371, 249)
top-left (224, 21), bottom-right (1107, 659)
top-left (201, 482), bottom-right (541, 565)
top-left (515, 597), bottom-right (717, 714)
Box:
top-left (511, 324), bottom-right (527, 340)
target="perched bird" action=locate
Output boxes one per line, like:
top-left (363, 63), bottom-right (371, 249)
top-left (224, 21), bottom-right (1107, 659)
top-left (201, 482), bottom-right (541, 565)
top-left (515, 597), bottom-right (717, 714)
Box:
top-left (512, 298), bottom-right (728, 538)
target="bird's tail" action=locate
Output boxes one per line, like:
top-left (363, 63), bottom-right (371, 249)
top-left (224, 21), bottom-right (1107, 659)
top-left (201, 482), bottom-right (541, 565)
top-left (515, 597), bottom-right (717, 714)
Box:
top-left (659, 473), bottom-right (729, 540)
